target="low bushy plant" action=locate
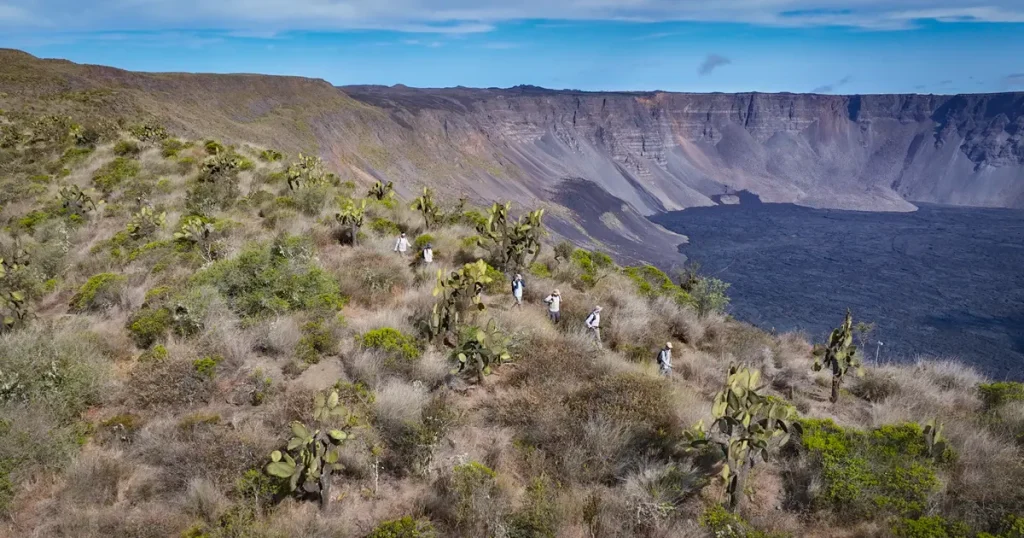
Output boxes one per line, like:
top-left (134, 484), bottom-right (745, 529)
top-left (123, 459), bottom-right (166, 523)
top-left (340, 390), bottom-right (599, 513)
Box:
top-left (296, 318), bottom-right (338, 364)
top-left (366, 516), bottom-right (437, 538)
top-left (980, 382), bottom-right (1024, 411)
top-left (891, 516), bottom-right (971, 538)
top-left (191, 236), bottom-right (345, 318)
top-left (795, 419), bottom-right (947, 520)
top-left (127, 306), bottom-right (172, 348)
top-left (92, 157), bottom-right (140, 193)
top-left (700, 505), bottom-right (789, 538)
top-left (193, 355), bottom-right (222, 379)
top-left (361, 327), bottom-right (421, 364)
top-left (69, 272), bottom-right (125, 311)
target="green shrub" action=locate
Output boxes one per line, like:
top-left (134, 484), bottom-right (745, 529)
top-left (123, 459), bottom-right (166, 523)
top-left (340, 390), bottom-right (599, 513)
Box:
top-left (699, 505), bottom-right (789, 538)
top-left (69, 272), bottom-right (126, 311)
top-left (113, 139), bottom-right (140, 157)
top-left (623, 264), bottom-right (694, 307)
top-left (204, 139), bottom-right (226, 155)
top-left (571, 249), bottom-right (613, 288)
top-left (126, 307), bottom-right (172, 348)
top-left (160, 137), bottom-right (187, 158)
top-left (178, 412), bottom-right (220, 430)
top-left (360, 327), bottom-right (420, 364)
top-left (891, 516), bottom-right (971, 538)
top-left (979, 382), bottom-right (1024, 411)
top-left (296, 318), bottom-right (338, 364)
top-left (233, 468), bottom-right (280, 514)
top-left (370, 217), bottom-right (403, 236)
top-left (259, 149), bottom-right (283, 162)
top-left (482, 262), bottom-right (506, 294)
top-left (413, 234), bottom-right (434, 251)
top-left (797, 419), bottom-right (945, 520)
top-left (92, 157), bottom-right (140, 193)
top-left (528, 262), bottom-right (552, 278)
top-left (506, 476), bottom-right (558, 538)
top-left (450, 461), bottom-right (499, 528)
top-left (366, 517), bottom-right (437, 538)
top-left (140, 343), bottom-right (169, 362)
top-left (193, 355), bottom-right (222, 379)
top-left (191, 236), bottom-right (345, 319)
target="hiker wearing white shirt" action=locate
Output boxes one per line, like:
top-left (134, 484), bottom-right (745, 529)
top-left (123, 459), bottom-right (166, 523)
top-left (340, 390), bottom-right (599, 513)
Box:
top-left (585, 306), bottom-right (603, 346)
top-left (393, 233), bottom-right (410, 255)
top-left (422, 243), bottom-right (434, 264)
top-left (511, 274), bottom-right (524, 308)
top-left (543, 289), bottom-right (561, 323)
top-left (657, 342), bottom-right (673, 377)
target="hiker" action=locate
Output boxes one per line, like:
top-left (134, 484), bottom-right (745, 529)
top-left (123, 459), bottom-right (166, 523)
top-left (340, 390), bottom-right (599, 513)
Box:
top-left (422, 243), bottom-right (434, 264)
top-left (657, 342), bottom-right (673, 377)
top-left (543, 289), bottom-right (561, 323)
top-left (393, 232), bottom-right (410, 255)
top-left (585, 306), bottom-right (603, 346)
top-left (511, 273), bottom-right (524, 308)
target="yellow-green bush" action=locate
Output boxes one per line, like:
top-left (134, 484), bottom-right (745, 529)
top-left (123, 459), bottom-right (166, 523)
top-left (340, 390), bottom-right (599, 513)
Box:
top-left (796, 419), bottom-right (948, 520)
top-left (69, 272), bottom-right (126, 311)
top-left (700, 505), bottom-right (789, 538)
top-left (360, 327), bottom-right (420, 363)
top-left (979, 382), bottom-right (1024, 411)
top-left (190, 236), bottom-right (345, 319)
top-left (366, 516), bottom-right (437, 538)
top-left (126, 306), bottom-right (172, 348)
top-left (92, 157), bottom-right (140, 193)
top-left (296, 318), bottom-right (338, 364)
top-left (891, 516), bottom-right (971, 538)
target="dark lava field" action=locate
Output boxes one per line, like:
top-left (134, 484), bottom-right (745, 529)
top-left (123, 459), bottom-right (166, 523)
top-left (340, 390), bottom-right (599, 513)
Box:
top-left (652, 198), bottom-right (1024, 380)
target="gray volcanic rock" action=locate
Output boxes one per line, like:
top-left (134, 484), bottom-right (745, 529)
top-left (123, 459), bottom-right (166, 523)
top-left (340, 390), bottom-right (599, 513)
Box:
top-left (341, 86), bottom-right (1024, 216)
top-left (3, 50), bottom-right (1021, 259)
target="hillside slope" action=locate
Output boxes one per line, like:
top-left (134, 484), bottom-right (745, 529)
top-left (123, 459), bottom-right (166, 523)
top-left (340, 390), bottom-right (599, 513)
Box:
top-left (3, 49), bottom-right (1023, 262)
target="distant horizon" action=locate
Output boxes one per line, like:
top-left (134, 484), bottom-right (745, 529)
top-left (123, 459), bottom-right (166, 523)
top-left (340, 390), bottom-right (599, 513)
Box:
top-left (2, 3), bottom-right (1022, 95)
top-left (7, 47), bottom-right (1024, 98)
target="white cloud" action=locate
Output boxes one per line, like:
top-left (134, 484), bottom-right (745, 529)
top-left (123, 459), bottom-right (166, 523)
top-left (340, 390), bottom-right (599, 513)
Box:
top-left (2, 0), bottom-right (1024, 33)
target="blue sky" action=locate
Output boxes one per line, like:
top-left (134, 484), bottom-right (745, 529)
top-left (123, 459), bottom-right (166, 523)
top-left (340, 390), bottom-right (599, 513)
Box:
top-left (1, 1), bottom-right (1023, 94)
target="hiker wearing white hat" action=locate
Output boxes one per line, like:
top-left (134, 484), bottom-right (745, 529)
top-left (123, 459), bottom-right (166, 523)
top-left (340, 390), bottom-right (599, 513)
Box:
top-left (585, 306), bottom-right (603, 346)
top-left (511, 273), bottom-right (524, 308)
top-left (657, 342), bottom-right (673, 377)
top-left (543, 289), bottom-right (561, 323)
top-left (393, 232), bottom-right (410, 255)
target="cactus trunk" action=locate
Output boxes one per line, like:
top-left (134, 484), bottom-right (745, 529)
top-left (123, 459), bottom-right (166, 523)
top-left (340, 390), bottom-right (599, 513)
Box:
top-left (830, 360), bottom-right (841, 403)
top-left (351, 223), bottom-right (358, 246)
top-left (319, 469), bottom-right (331, 512)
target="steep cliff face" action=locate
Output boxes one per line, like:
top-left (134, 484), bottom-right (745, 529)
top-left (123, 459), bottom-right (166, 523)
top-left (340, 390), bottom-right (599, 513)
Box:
top-left (341, 85), bottom-right (1024, 213)
top-left (3, 49), bottom-right (1023, 260)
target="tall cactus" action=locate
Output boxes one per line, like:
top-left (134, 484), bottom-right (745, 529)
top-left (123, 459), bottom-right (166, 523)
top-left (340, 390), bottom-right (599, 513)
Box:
top-left (126, 206), bottom-right (166, 240)
top-left (335, 198), bottom-right (367, 246)
top-left (410, 187), bottom-right (441, 229)
top-left (266, 389), bottom-right (352, 511)
top-left (690, 365), bottom-right (801, 511)
top-left (286, 153), bottom-right (327, 191)
top-left (812, 310), bottom-right (863, 403)
top-left (367, 180), bottom-right (395, 201)
top-left (475, 202), bottom-right (545, 272)
top-left (452, 318), bottom-right (512, 384)
top-left (58, 185), bottom-right (98, 217)
top-left (0, 245), bottom-right (30, 332)
top-left (428, 260), bottom-right (493, 342)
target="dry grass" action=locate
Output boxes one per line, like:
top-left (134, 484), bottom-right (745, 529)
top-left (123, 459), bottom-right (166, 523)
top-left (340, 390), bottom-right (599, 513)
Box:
top-left (2, 76), bottom-right (1020, 538)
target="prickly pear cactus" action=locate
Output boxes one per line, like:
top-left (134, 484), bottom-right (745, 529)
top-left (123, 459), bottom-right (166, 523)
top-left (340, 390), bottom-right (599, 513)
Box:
top-left (691, 365), bottom-right (801, 511)
top-left (812, 310), bottom-right (863, 403)
top-left (428, 260), bottom-right (493, 341)
top-left (335, 198), bottom-right (367, 246)
top-left (452, 318), bottom-right (513, 383)
top-left (286, 153), bottom-right (327, 191)
top-left (410, 187), bottom-right (441, 229)
top-left (367, 180), bottom-right (395, 201)
top-left (475, 202), bottom-right (545, 271)
top-left (266, 389), bottom-right (351, 511)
